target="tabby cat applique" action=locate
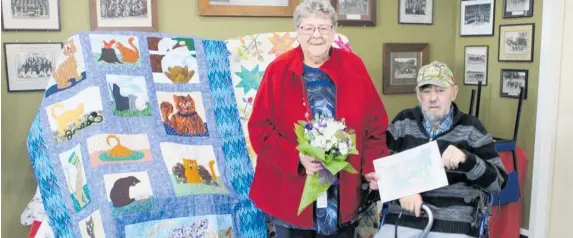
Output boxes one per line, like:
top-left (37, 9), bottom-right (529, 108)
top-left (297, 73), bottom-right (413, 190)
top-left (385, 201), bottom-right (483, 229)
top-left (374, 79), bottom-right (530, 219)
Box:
top-left (160, 143), bottom-right (228, 196)
top-left (44, 35), bottom-right (87, 98)
top-left (158, 93), bottom-right (209, 137)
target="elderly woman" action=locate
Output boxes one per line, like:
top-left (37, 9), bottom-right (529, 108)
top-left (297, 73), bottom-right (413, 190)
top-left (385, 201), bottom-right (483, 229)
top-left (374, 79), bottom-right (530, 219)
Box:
top-left (247, 0), bottom-right (389, 237)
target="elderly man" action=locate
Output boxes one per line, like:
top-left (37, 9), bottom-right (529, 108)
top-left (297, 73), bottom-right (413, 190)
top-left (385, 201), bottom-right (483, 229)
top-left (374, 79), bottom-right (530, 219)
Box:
top-left (376, 61), bottom-right (508, 238)
top-left (248, 0), bottom-right (389, 237)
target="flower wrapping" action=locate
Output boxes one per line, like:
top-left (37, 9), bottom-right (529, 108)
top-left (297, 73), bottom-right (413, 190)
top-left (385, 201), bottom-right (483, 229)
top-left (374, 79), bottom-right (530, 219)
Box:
top-left (294, 115), bottom-right (359, 215)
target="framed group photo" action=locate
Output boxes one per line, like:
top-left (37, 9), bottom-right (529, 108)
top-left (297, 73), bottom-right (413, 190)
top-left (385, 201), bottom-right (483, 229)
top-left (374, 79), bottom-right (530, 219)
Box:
top-left (90, 0), bottom-right (158, 31)
top-left (198, 0), bottom-right (297, 17)
top-left (1, 0), bottom-right (61, 31)
top-left (383, 43), bottom-right (430, 94)
top-left (398, 0), bottom-right (433, 25)
top-left (460, 0), bottom-right (495, 36)
top-left (331, 0), bottom-right (376, 26)
top-left (3, 42), bottom-right (63, 92)
top-left (498, 23), bottom-right (535, 62)
top-left (500, 69), bottom-right (528, 99)
top-left (503, 0), bottom-right (534, 18)
top-left (464, 45), bottom-right (489, 86)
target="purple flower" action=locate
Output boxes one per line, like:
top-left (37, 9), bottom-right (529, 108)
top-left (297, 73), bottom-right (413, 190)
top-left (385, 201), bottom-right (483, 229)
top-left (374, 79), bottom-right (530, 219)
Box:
top-left (305, 123), bottom-right (313, 130)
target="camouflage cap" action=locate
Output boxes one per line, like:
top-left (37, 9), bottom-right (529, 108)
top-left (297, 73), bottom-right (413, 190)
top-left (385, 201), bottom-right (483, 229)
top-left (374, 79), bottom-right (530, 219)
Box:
top-left (416, 61), bottom-right (455, 89)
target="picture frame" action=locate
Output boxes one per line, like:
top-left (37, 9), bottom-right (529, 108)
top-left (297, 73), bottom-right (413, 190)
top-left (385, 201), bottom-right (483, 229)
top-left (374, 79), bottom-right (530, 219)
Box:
top-left (498, 23), bottom-right (535, 62)
top-left (1, 0), bottom-right (61, 31)
top-left (503, 0), bottom-right (534, 18)
top-left (460, 0), bottom-right (495, 36)
top-left (331, 0), bottom-right (376, 26)
top-left (398, 0), bottom-right (433, 25)
top-left (383, 43), bottom-right (430, 94)
top-left (90, 0), bottom-right (158, 31)
top-left (500, 69), bottom-right (528, 99)
top-left (3, 42), bottom-right (63, 92)
top-left (198, 0), bottom-right (297, 17)
top-left (464, 45), bottom-right (489, 86)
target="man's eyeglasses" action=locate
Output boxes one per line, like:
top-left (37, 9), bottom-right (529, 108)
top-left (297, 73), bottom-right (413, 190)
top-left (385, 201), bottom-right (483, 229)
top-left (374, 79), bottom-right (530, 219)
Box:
top-left (298, 24), bottom-right (333, 35)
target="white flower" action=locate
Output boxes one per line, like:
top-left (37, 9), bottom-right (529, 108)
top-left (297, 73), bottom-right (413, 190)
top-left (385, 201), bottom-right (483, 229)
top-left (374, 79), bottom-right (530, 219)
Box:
top-left (322, 122), bottom-right (338, 139)
top-left (330, 136), bottom-right (338, 146)
top-left (312, 135), bottom-right (326, 148)
top-left (339, 142), bottom-right (348, 155)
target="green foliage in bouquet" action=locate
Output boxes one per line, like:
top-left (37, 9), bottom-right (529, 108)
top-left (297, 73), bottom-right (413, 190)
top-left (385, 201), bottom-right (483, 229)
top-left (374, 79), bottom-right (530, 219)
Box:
top-left (294, 117), bottom-right (359, 215)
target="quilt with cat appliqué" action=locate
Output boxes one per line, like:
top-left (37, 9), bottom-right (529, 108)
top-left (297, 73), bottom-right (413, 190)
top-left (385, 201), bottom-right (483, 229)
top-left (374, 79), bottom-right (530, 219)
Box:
top-left (25, 31), bottom-right (357, 238)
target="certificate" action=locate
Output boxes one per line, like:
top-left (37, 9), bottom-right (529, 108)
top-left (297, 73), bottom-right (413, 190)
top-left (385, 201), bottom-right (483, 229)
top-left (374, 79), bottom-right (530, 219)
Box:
top-left (373, 141), bottom-right (449, 203)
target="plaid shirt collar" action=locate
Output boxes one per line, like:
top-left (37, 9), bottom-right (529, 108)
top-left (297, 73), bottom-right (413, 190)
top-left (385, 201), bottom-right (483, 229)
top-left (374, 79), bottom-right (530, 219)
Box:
top-left (423, 105), bottom-right (454, 139)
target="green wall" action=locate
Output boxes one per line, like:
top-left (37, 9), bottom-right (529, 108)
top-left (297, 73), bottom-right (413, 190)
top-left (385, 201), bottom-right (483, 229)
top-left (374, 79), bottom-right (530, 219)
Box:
top-left (1, 0), bottom-right (538, 237)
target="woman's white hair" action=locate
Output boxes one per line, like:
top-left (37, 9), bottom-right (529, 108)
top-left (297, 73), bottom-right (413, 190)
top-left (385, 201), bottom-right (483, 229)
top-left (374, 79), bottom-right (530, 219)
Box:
top-left (293, 0), bottom-right (338, 27)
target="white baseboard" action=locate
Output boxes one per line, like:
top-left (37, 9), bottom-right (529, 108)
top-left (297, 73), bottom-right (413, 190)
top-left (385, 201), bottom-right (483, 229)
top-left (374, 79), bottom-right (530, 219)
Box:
top-left (520, 228), bottom-right (530, 237)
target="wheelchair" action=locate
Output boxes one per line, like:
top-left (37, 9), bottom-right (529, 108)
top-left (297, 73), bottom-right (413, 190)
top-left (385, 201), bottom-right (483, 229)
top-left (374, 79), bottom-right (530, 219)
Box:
top-left (357, 185), bottom-right (496, 238)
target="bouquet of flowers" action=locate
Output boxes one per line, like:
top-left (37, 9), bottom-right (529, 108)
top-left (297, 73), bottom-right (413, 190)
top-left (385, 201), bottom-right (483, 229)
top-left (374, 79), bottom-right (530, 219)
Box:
top-left (294, 114), bottom-right (359, 215)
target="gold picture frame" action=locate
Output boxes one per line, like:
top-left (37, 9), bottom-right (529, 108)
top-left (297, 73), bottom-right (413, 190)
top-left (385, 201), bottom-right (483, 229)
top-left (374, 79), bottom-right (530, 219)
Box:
top-left (198, 0), bottom-right (298, 17)
top-left (498, 23), bottom-right (535, 62)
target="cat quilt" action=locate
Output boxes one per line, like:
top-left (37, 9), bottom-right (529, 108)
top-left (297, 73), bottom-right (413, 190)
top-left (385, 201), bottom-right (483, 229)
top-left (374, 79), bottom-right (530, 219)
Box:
top-left (25, 31), bottom-right (353, 238)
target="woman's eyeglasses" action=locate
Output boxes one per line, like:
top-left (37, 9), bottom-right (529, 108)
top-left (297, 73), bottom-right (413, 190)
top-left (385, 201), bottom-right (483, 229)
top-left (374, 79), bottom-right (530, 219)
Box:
top-left (298, 24), bottom-right (333, 35)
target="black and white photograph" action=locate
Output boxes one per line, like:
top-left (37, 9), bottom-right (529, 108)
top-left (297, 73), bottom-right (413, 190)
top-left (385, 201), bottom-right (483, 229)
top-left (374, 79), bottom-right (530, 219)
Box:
top-left (338, 0), bottom-right (369, 15)
top-left (1, 0), bottom-right (60, 31)
top-left (90, 0), bottom-right (158, 31)
top-left (464, 45), bottom-right (489, 85)
top-left (503, 0), bottom-right (533, 18)
top-left (500, 69), bottom-right (528, 99)
top-left (331, 0), bottom-right (376, 26)
top-left (399, 0), bottom-right (433, 24)
top-left (11, 0), bottom-right (50, 18)
top-left (405, 0), bottom-right (426, 14)
top-left (460, 0), bottom-right (494, 36)
top-left (393, 57), bottom-right (418, 80)
top-left (504, 31), bottom-right (529, 53)
top-left (16, 52), bottom-right (54, 80)
top-left (100, 0), bottom-right (148, 19)
top-left (498, 24), bottom-right (535, 62)
top-left (3, 42), bottom-right (63, 92)
top-left (383, 43), bottom-right (429, 94)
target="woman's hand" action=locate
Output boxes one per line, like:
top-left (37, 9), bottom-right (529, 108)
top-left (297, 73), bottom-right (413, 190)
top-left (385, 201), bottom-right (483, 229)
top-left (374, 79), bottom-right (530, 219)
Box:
top-left (399, 193), bottom-right (423, 217)
top-left (299, 153), bottom-right (323, 175)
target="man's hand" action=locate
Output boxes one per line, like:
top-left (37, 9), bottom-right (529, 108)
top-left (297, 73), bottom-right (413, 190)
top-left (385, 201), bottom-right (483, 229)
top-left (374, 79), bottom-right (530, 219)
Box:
top-left (399, 193), bottom-right (423, 217)
top-left (442, 145), bottom-right (466, 170)
top-left (299, 153), bottom-right (323, 175)
top-left (364, 172), bottom-right (378, 190)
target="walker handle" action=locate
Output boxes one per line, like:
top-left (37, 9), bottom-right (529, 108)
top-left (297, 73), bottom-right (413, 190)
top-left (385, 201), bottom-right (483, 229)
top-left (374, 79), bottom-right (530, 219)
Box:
top-left (420, 204), bottom-right (434, 238)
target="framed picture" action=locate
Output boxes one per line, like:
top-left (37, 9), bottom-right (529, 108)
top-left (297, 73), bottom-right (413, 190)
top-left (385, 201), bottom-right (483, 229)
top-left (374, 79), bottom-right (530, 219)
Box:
top-left (383, 43), bottom-right (430, 94)
top-left (460, 0), bottom-right (495, 36)
top-left (331, 0), bottom-right (376, 26)
top-left (498, 23), bottom-right (535, 62)
top-left (464, 45), bottom-right (489, 86)
top-left (500, 69), bottom-right (528, 99)
top-left (398, 0), bottom-right (433, 25)
top-left (3, 42), bottom-right (63, 92)
top-left (198, 0), bottom-right (297, 17)
top-left (90, 0), bottom-right (158, 31)
top-left (503, 0), bottom-right (534, 18)
top-left (1, 0), bottom-right (60, 31)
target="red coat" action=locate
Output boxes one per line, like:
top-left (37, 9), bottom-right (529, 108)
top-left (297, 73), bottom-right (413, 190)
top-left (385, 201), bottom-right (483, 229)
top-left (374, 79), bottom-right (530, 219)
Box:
top-left (248, 45), bottom-right (389, 228)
